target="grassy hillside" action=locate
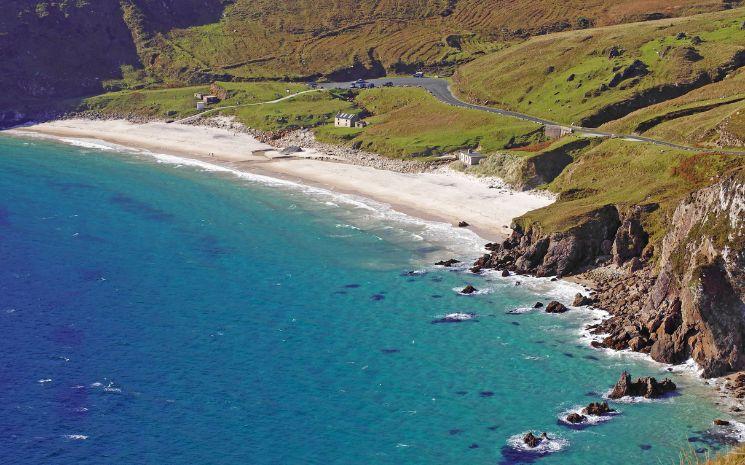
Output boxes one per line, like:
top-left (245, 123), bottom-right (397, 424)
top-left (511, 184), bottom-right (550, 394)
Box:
top-left (315, 87), bottom-right (541, 157)
top-left (77, 82), bottom-right (355, 131)
top-left (1, 0), bottom-right (737, 115)
top-left (602, 67), bottom-right (745, 148)
top-left (154, 0), bottom-right (730, 82)
top-left (512, 138), bottom-right (744, 246)
top-left (453, 8), bottom-right (745, 127)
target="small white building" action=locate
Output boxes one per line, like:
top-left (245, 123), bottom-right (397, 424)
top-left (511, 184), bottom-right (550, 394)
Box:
top-left (459, 149), bottom-right (485, 166)
top-left (334, 113), bottom-right (359, 127)
top-left (196, 101), bottom-right (206, 110)
top-left (194, 92), bottom-right (204, 100)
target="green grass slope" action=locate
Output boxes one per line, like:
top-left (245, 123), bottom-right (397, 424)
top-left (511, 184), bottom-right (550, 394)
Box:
top-left (602, 67), bottom-right (745, 148)
top-left (2, 0), bottom-right (736, 116)
top-left (315, 87), bottom-right (541, 157)
top-left (453, 8), bottom-right (745, 127)
top-left (513, 138), bottom-right (744, 246)
top-left (77, 82), bottom-right (354, 131)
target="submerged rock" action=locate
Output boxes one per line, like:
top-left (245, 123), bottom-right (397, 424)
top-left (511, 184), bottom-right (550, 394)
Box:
top-left (608, 371), bottom-right (677, 399)
top-left (432, 312), bottom-right (477, 324)
top-left (534, 302), bottom-right (544, 308)
top-left (713, 419), bottom-right (730, 426)
top-left (545, 301), bottom-right (569, 313)
top-left (435, 258), bottom-right (460, 267)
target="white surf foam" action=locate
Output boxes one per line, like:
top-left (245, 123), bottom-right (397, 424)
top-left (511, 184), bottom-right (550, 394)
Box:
top-left (506, 432), bottom-right (569, 454)
top-left (557, 405), bottom-right (619, 425)
top-left (62, 434), bottom-right (88, 440)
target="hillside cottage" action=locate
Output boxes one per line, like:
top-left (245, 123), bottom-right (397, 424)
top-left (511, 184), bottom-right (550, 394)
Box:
top-left (544, 124), bottom-right (573, 139)
top-left (196, 102), bottom-right (206, 110)
top-left (458, 149), bottom-right (485, 166)
top-left (202, 95), bottom-right (220, 104)
top-left (194, 92), bottom-right (204, 100)
top-left (335, 113), bottom-right (359, 127)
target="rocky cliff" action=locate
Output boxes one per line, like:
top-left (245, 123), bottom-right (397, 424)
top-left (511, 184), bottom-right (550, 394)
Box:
top-left (475, 169), bottom-right (745, 378)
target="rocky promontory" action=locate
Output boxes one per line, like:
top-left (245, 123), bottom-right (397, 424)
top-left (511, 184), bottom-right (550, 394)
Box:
top-left (473, 169), bottom-right (745, 383)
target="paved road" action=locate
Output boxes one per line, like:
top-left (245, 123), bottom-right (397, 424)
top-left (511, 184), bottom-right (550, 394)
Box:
top-left (319, 78), bottom-right (745, 155)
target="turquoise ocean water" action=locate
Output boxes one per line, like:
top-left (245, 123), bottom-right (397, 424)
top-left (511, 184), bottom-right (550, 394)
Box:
top-left (0, 134), bottom-right (740, 464)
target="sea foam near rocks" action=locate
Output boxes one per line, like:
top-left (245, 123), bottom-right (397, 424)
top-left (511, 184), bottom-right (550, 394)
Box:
top-left (506, 432), bottom-right (569, 454)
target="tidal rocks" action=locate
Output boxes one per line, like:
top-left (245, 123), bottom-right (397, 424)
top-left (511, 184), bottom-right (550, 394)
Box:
top-left (572, 293), bottom-right (593, 306)
top-left (501, 270), bottom-right (510, 277)
top-left (608, 371), bottom-right (677, 399)
top-left (545, 301), bottom-right (569, 313)
top-left (582, 401), bottom-right (615, 416)
top-left (565, 413), bottom-right (587, 424)
top-left (523, 432), bottom-right (540, 448)
top-left (713, 419), bottom-right (730, 426)
top-left (457, 221), bottom-right (470, 227)
top-left (533, 302), bottom-right (544, 308)
top-left (432, 312), bottom-right (477, 324)
top-left (461, 285), bottom-right (478, 294)
top-left (523, 432), bottom-right (550, 448)
top-left (435, 258), bottom-right (460, 267)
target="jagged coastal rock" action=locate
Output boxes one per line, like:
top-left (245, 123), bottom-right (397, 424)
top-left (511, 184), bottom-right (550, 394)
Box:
top-left (473, 170), bottom-right (745, 380)
top-left (545, 301), bottom-right (569, 313)
top-left (572, 293), bottom-right (593, 306)
top-left (608, 371), bottom-right (677, 399)
top-left (582, 401), bottom-right (615, 416)
top-left (566, 413), bottom-right (587, 424)
top-left (461, 285), bottom-right (478, 294)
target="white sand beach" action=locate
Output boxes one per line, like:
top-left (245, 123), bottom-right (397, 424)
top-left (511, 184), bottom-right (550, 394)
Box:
top-left (6, 119), bottom-right (554, 240)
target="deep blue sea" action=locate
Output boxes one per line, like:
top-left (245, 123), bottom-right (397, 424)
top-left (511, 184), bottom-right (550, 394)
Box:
top-left (0, 134), bottom-right (740, 465)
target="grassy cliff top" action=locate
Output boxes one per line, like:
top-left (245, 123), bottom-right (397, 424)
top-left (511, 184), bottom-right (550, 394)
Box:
top-left (515, 138), bottom-right (744, 245)
top-left (453, 8), bottom-right (745, 127)
top-left (602, 67), bottom-right (745, 148)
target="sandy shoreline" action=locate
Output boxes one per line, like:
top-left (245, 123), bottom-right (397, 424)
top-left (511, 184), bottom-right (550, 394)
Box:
top-left (4, 119), bottom-right (554, 242)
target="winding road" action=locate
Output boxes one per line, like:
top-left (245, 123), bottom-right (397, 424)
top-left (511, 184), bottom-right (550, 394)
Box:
top-left (319, 77), bottom-right (745, 155)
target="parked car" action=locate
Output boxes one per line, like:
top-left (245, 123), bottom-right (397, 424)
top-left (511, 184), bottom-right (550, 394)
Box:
top-left (413, 71), bottom-right (424, 78)
top-left (383, 81), bottom-right (394, 87)
top-left (365, 82), bottom-right (375, 88)
top-left (350, 82), bottom-right (358, 88)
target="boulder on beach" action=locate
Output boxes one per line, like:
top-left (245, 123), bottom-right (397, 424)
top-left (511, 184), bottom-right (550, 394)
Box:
top-left (533, 302), bottom-right (544, 308)
top-left (545, 301), bottom-right (569, 313)
top-left (461, 285), bottom-right (478, 294)
top-left (501, 269), bottom-right (510, 277)
top-left (457, 221), bottom-right (470, 227)
top-left (608, 371), bottom-right (677, 399)
top-left (435, 258), bottom-right (460, 267)
top-left (713, 419), bottom-right (730, 426)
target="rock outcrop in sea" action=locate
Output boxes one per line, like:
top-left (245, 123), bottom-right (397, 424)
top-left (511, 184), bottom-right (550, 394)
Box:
top-left (473, 169), bottom-right (745, 382)
top-left (608, 371), bottom-right (676, 399)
